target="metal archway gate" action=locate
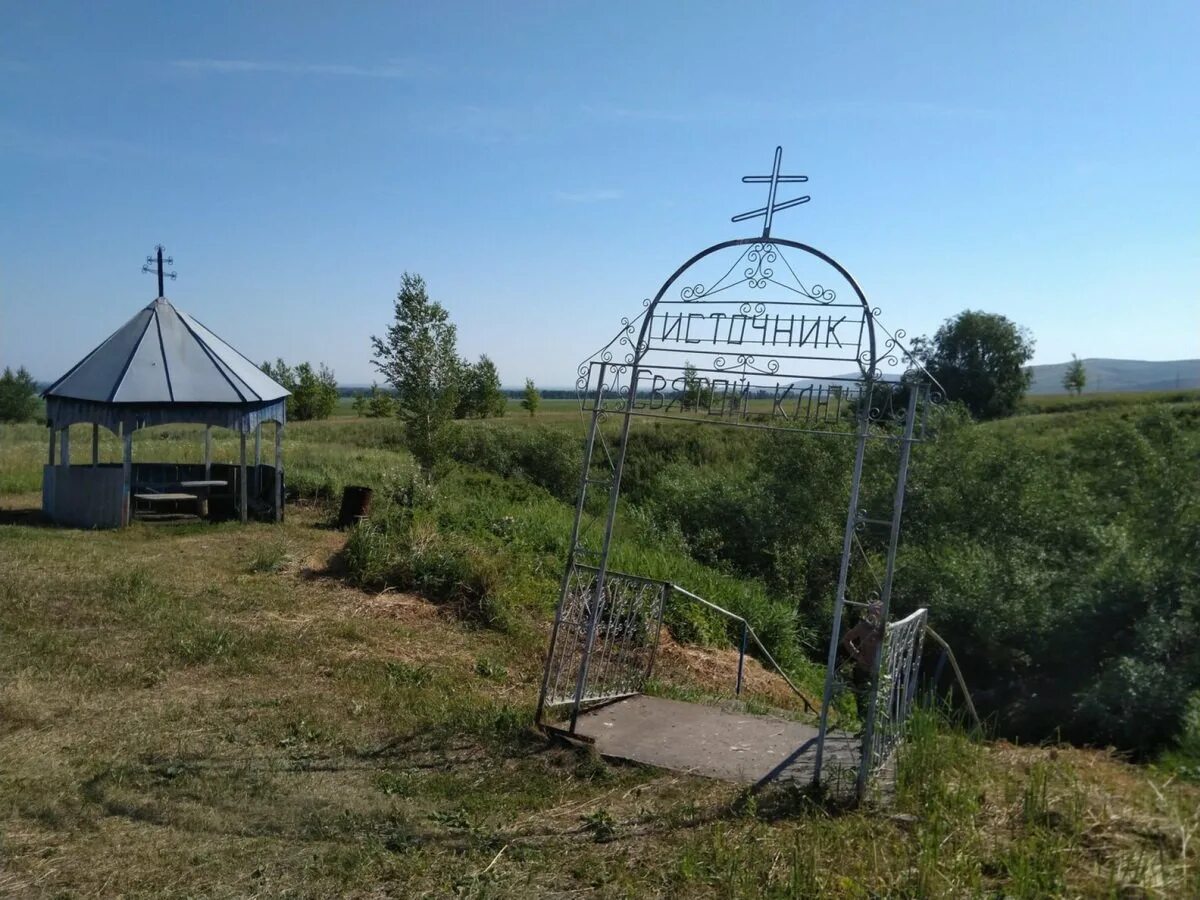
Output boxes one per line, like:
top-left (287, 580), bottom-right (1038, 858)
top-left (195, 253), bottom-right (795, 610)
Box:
top-left (535, 148), bottom-right (936, 797)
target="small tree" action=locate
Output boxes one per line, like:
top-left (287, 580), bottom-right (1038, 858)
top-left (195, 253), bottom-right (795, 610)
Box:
top-left (521, 377), bottom-right (540, 417)
top-left (293, 363), bottom-right (339, 420)
top-left (910, 310), bottom-right (1035, 420)
top-left (681, 361), bottom-right (702, 411)
top-left (1063, 354), bottom-right (1087, 396)
top-left (0, 366), bottom-right (39, 422)
top-left (457, 354), bottom-right (506, 419)
top-left (351, 392), bottom-right (368, 417)
top-left (261, 359), bottom-right (338, 421)
top-left (261, 358), bottom-right (294, 392)
top-left (371, 273), bottom-right (460, 470)
top-left (366, 383), bottom-right (394, 418)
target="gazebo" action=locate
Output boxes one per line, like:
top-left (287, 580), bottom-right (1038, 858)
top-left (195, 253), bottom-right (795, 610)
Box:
top-left (41, 288), bottom-right (289, 528)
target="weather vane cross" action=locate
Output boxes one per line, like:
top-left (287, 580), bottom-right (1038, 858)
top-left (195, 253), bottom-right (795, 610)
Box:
top-left (142, 244), bottom-right (177, 298)
top-left (732, 146), bottom-right (810, 239)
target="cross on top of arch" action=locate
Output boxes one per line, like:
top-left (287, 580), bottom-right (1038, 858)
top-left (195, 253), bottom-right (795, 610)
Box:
top-left (731, 146), bottom-right (809, 239)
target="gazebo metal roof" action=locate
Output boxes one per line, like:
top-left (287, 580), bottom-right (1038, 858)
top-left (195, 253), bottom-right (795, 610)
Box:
top-left (45, 297), bottom-right (288, 406)
top-left (43, 296), bottom-right (289, 434)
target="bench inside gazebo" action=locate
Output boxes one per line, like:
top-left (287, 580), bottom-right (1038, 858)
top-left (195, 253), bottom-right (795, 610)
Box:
top-left (41, 292), bottom-right (290, 528)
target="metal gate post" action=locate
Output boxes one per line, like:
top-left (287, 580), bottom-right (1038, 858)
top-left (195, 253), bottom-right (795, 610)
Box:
top-left (536, 363), bottom-right (608, 726)
top-left (856, 385), bottom-right (920, 799)
top-left (646, 581), bottom-right (670, 682)
top-left (568, 368), bottom-right (640, 733)
top-left (814, 406), bottom-right (871, 784)
top-left (736, 620), bottom-right (748, 696)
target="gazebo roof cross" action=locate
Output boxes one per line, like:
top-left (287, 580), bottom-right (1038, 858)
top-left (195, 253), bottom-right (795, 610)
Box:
top-left (732, 146), bottom-right (809, 239)
top-left (142, 244), bottom-right (177, 298)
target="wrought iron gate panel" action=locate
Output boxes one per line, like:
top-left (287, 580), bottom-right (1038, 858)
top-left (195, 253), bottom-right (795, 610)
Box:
top-left (864, 608), bottom-right (928, 774)
top-left (541, 564), bottom-right (667, 713)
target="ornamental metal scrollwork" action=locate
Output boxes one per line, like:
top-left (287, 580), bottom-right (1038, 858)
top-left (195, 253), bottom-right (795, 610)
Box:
top-left (744, 243), bottom-right (776, 288)
top-left (574, 235), bottom-right (933, 440)
top-left (709, 354), bottom-right (781, 376)
top-left (880, 328), bottom-right (907, 369)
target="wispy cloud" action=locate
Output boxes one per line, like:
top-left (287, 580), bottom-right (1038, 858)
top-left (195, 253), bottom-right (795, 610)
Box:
top-left (554, 188), bottom-right (623, 203)
top-left (0, 124), bottom-right (149, 162)
top-left (171, 58), bottom-right (430, 79)
top-left (584, 97), bottom-right (1002, 125)
top-left (416, 105), bottom-right (542, 144)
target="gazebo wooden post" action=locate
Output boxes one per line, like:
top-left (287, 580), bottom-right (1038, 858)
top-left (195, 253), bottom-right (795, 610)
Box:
top-left (254, 422), bottom-right (262, 496)
top-left (203, 426), bottom-right (212, 479)
top-left (239, 429), bottom-right (248, 524)
top-left (273, 422), bottom-right (283, 523)
top-left (91, 424), bottom-right (99, 467)
top-left (60, 426), bottom-right (70, 468)
top-left (48, 426), bottom-right (56, 465)
top-left (121, 427), bottom-right (133, 526)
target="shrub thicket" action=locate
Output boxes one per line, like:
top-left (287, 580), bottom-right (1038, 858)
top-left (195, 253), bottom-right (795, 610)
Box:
top-left (337, 393), bottom-right (1199, 756)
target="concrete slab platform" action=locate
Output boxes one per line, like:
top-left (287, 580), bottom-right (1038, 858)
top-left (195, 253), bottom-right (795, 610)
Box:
top-left (563, 695), bottom-right (864, 787)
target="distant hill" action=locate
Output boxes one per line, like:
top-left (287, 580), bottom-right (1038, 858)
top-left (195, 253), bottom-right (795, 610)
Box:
top-left (1027, 358), bottom-right (1200, 394)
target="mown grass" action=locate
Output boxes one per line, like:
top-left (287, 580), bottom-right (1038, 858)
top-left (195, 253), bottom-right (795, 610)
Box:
top-left (3, 389), bottom-right (1199, 893)
top-left (1, 508), bottom-right (1197, 896)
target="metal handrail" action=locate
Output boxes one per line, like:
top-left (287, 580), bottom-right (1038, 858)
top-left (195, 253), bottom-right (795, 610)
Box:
top-left (670, 584), bottom-right (816, 714)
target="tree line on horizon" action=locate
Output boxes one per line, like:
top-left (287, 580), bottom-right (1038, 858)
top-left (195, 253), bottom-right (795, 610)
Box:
top-left (0, 291), bottom-right (1108, 428)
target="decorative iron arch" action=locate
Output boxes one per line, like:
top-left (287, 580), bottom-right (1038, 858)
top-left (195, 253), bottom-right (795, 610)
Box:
top-left (539, 149), bottom-right (933, 799)
top-left (575, 233), bottom-right (909, 435)
top-left (633, 236), bottom-right (878, 382)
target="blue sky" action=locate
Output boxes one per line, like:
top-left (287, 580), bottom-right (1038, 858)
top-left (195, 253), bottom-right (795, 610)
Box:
top-left (2, 2), bottom-right (1197, 387)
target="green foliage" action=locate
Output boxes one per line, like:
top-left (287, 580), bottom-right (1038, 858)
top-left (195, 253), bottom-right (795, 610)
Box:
top-left (442, 423), bottom-right (581, 501)
top-left (260, 358), bottom-right (339, 421)
top-left (344, 510), bottom-right (515, 631)
top-left (456, 354), bottom-right (506, 419)
top-left (520, 377), bottom-right (540, 417)
top-left (912, 309), bottom-right (1035, 419)
top-left (0, 366), bottom-right (39, 423)
top-left (350, 392), bottom-right (368, 416)
top-left (365, 383), bottom-right (394, 418)
top-left (418, 398), bottom-right (1196, 756)
top-left (371, 273), bottom-right (460, 470)
top-left (1062, 353), bottom-right (1087, 396)
top-left (1161, 691), bottom-right (1200, 780)
top-left (681, 361), bottom-right (702, 411)
top-left (897, 406), bottom-right (1200, 754)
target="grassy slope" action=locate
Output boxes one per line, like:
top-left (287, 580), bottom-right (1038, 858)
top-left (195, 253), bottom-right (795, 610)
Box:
top-left (2, 392), bottom-right (1199, 895)
top-left (1, 503), bottom-right (1197, 897)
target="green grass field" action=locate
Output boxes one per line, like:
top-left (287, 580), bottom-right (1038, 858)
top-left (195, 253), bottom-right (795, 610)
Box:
top-left (1, 390), bottom-right (1198, 895)
top-left (1, 502), bottom-right (1196, 896)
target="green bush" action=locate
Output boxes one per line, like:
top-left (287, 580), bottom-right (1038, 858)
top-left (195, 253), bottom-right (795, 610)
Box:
top-left (443, 423), bottom-right (580, 500)
top-left (1161, 692), bottom-right (1200, 780)
top-left (344, 502), bottom-right (515, 631)
top-left (330, 392), bottom-right (1199, 756)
